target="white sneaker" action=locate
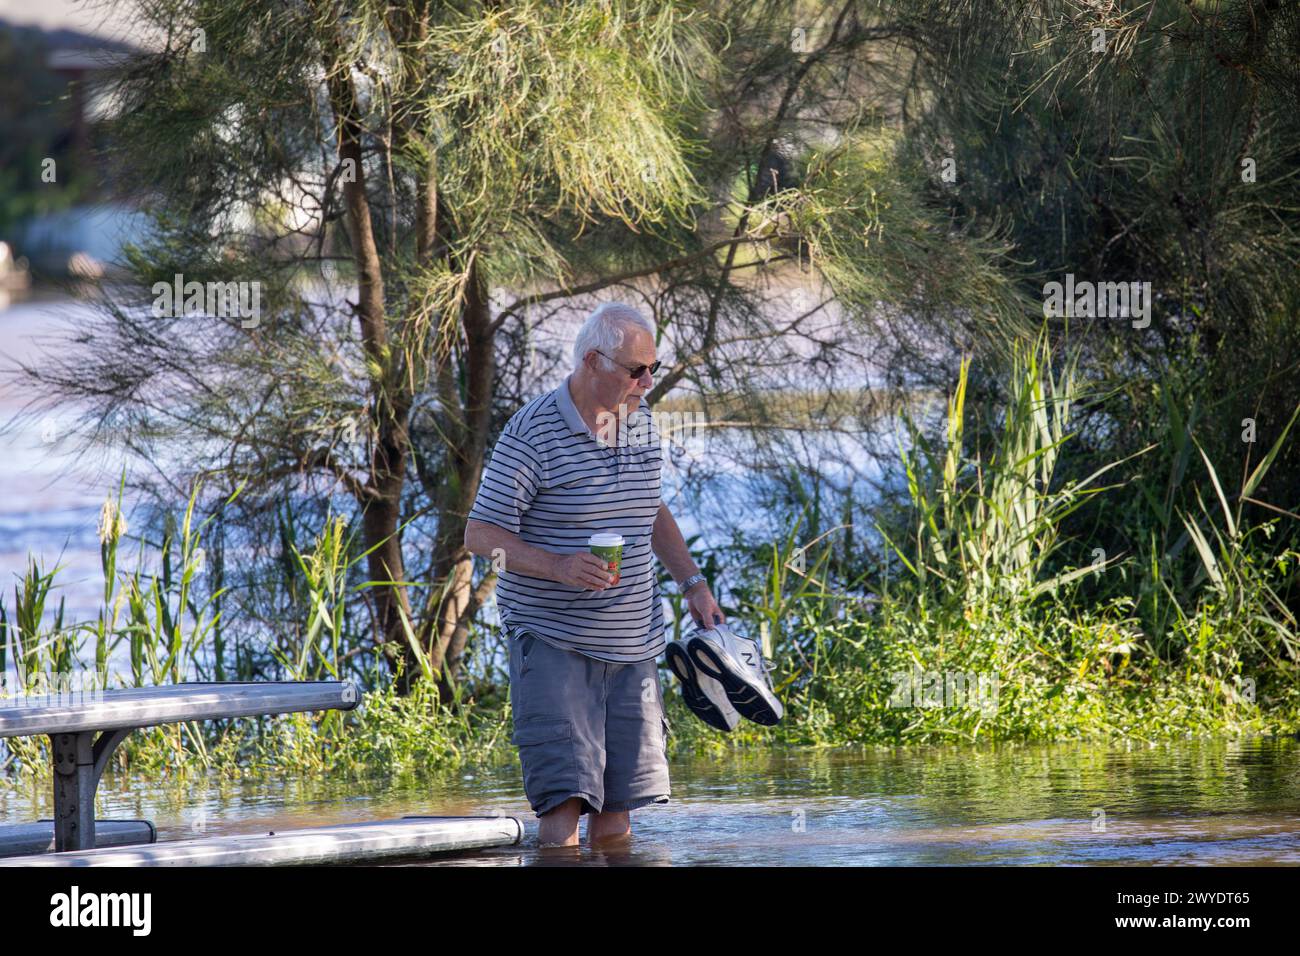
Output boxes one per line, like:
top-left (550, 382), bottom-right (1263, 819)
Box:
top-left (686, 623), bottom-right (783, 726)
top-left (666, 637), bottom-right (741, 732)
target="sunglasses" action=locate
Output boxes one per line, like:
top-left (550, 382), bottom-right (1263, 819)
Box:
top-left (594, 349), bottom-right (661, 379)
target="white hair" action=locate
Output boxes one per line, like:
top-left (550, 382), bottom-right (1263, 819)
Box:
top-left (572, 302), bottom-right (655, 372)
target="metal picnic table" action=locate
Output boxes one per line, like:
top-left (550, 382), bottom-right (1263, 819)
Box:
top-left (0, 681), bottom-right (360, 854)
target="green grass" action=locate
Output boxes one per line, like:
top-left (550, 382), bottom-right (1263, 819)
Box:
top-left (683, 332), bottom-right (1300, 752)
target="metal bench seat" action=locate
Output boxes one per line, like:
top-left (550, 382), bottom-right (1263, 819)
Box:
top-left (0, 681), bottom-right (360, 853)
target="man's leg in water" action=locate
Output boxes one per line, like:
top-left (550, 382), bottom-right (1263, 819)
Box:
top-left (588, 808), bottom-right (631, 844)
top-left (538, 796), bottom-right (584, 846)
top-left (594, 655), bottom-right (670, 845)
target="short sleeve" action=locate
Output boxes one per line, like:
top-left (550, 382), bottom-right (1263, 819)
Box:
top-left (467, 424), bottom-right (541, 535)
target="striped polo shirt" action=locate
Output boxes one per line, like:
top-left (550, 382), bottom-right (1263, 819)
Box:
top-left (468, 372), bottom-right (666, 663)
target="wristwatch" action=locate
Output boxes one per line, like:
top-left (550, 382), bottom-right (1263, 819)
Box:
top-left (680, 572), bottom-right (707, 594)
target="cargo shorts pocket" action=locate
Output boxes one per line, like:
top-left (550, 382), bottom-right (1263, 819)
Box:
top-left (510, 715), bottom-right (576, 802)
top-left (508, 629), bottom-right (538, 680)
top-left (656, 674), bottom-right (671, 758)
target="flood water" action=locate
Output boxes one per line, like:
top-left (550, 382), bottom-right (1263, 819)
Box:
top-left (3, 738), bottom-right (1298, 865)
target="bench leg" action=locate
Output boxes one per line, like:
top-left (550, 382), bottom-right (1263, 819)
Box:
top-left (50, 728), bottom-right (134, 853)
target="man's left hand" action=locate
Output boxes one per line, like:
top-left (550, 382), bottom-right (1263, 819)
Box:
top-left (686, 583), bottom-right (725, 629)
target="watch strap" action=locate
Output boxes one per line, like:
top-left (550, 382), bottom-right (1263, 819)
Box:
top-left (680, 572), bottom-right (707, 593)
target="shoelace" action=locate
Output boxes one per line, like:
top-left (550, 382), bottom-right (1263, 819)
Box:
top-left (749, 639), bottom-right (778, 688)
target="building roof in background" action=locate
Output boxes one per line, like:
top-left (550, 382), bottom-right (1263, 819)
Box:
top-left (0, 0), bottom-right (137, 45)
top-left (0, 1), bottom-right (145, 66)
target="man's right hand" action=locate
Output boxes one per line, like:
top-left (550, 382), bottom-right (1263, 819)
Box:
top-left (557, 551), bottom-right (616, 590)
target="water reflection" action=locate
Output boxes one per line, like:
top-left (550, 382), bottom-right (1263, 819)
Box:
top-left (3, 738), bottom-right (1297, 865)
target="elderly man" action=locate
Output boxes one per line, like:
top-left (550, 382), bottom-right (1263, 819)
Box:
top-left (464, 301), bottom-right (725, 848)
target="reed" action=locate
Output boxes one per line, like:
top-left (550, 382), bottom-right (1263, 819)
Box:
top-left (666, 333), bottom-right (1300, 750)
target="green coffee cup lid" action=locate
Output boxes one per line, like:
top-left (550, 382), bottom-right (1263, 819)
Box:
top-left (589, 532), bottom-right (624, 547)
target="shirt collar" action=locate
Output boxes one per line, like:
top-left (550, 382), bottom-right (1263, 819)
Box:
top-left (555, 374), bottom-right (648, 456)
top-left (556, 373), bottom-right (595, 437)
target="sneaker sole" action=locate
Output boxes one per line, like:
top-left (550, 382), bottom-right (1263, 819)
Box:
top-left (666, 642), bottom-right (738, 733)
top-left (686, 638), bottom-right (784, 726)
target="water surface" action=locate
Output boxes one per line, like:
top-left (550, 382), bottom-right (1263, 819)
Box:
top-left (4, 739), bottom-right (1297, 865)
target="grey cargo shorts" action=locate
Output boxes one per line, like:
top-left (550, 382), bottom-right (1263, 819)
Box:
top-left (506, 625), bottom-right (671, 818)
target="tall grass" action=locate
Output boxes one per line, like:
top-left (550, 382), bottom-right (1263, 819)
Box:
top-left (675, 333), bottom-right (1300, 750)
top-left (0, 482), bottom-right (514, 785)
top-left (884, 332), bottom-right (1133, 611)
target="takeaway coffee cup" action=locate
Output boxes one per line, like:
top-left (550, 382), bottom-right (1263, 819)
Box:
top-left (589, 532), bottom-right (624, 586)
